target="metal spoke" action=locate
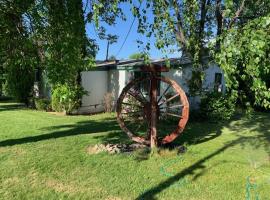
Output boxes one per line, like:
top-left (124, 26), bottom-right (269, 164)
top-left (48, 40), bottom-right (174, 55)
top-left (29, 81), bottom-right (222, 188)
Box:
top-left (123, 94), bottom-right (143, 106)
top-left (157, 84), bottom-right (171, 103)
top-left (159, 104), bottom-right (183, 110)
top-left (137, 79), bottom-right (150, 102)
top-left (167, 104), bottom-right (184, 109)
top-left (166, 113), bottom-right (182, 118)
top-left (158, 93), bottom-right (179, 106)
top-left (165, 112), bottom-right (183, 118)
top-left (127, 91), bottom-right (146, 104)
top-left (138, 87), bottom-right (149, 102)
top-left (169, 104), bottom-right (183, 108)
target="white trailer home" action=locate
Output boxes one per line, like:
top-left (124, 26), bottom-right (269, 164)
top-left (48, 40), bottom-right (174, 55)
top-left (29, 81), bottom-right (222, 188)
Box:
top-left (78, 56), bottom-right (225, 114)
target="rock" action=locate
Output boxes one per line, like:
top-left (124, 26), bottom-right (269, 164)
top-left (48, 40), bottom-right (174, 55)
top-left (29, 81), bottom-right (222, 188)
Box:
top-left (178, 145), bottom-right (187, 154)
top-left (129, 143), bottom-right (148, 150)
top-left (87, 143), bottom-right (151, 155)
top-left (114, 148), bottom-right (121, 154)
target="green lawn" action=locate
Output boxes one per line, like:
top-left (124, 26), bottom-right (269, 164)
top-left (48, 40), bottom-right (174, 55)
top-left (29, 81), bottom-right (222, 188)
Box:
top-left (0, 102), bottom-right (269, 200)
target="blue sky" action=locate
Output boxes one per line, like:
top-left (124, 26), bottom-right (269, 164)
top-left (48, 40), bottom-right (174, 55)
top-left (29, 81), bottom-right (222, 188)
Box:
top-left (85, 1), bottom-right (180, 60)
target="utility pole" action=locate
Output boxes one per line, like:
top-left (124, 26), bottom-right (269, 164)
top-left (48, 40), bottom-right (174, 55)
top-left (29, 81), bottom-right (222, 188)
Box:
top-left (106, 40), bottom-right (109, 61)
top-left (104, 34), bottom-right (118, 61)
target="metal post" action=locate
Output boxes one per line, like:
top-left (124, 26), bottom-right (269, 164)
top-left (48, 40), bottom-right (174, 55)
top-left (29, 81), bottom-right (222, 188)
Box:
top-left (150, 74), bottom-right (158, 148)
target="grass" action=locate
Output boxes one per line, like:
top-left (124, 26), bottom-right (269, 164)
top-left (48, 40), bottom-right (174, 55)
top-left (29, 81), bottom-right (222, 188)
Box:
top-left (0, 101), bottom-right (269, 200)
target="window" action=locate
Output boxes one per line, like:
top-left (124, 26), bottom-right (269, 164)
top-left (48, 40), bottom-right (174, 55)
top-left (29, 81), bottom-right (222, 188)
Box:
top-left (214, 73), bottom-right (222, 92)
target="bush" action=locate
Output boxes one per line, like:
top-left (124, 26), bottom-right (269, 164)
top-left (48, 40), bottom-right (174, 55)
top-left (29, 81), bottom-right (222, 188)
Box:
top-left (51, 86), bottom-right (63, 112)
top-left (35, 98), bottom-right (51, 111)
top-left (51, 84), bottom-right (87, 114)
top-left (199, 92), bottom-right (236, 121)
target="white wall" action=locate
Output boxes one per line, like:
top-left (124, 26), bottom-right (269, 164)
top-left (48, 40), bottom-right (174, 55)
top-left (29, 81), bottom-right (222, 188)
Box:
top-left (107, 70), bottom-right (128, 101)
top-left (79, 71), bottom-right (108, 113)
top-left (119, 70), bottom-right (127, 96)
top-left (203, 63), bottom-right (226, 93)
top-left (161, 67), bottom-right (191, 93)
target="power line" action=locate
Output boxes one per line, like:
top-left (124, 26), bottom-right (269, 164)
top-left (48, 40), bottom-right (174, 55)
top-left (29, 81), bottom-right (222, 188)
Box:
top-left (115, 2), bottom-right (143, 57)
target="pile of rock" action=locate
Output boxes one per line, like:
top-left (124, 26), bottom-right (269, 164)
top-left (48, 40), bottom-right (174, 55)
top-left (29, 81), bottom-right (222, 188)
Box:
top-left (87, 143), bottom-right (149, 154)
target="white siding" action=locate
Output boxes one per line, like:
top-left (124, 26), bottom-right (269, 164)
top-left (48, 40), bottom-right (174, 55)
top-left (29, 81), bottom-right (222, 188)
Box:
top-left (203, 63), bottom-right (226, 93)
top-left (161, 67), bottom-right (191, 93)
top-left (119, 70), bottom-right (127, 96)
top-left (79, 71), bottom-right (108, 113)
top-left (107, 70), bottom-right (127, 101)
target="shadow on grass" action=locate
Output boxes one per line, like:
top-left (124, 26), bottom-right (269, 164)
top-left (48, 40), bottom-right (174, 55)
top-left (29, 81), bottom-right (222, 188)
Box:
top-left (0, 102), bottom-right (25, 112)
top-left (0, 118), bottom-right (125, 147)
top-left (135, 136), bottom-right (268, 200)
top-left (135, 113), bottom-right (270, 200)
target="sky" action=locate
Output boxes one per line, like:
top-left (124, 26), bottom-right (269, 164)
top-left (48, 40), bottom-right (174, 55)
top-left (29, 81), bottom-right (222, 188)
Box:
top-left (84, 1), bottom-right (180, 60)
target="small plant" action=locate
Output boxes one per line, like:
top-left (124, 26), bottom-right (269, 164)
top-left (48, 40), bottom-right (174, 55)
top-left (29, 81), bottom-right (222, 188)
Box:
top-left (52, 84), bottom-right (87, 114)
top-left (199, 92), bottom-right (236, 121)
top-left (34, 98), bottom-right (51, 111)
top-left (103, 92), bottom-right (114, 112)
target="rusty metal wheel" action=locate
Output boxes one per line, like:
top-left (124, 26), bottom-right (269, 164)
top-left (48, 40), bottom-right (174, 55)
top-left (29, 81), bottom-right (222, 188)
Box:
top-left (116, 75), bottom-right (189, 145)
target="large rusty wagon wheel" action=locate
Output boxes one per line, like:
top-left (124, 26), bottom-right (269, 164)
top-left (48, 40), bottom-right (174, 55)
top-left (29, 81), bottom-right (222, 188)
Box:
top-left (116, 75), bottom-right (189, 146)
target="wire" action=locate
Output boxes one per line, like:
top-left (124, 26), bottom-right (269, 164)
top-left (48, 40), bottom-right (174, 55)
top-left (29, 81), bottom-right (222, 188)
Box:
top-left (245, 155), bottom-right (270, 200)
top-left (246, 176), bottom-right (260, 200)
top-left (115, 1), bottom-right (143, 57)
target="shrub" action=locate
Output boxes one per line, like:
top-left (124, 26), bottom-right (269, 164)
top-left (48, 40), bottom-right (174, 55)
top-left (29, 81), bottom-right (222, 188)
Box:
top-left (35, 98), bottom-right (51, 111)
top-left (199, 92), bottom-right (236, 121)
top-left (51, 86), bottom-right (63, 112)
top-left (52, 84), bottom-right (87, 114)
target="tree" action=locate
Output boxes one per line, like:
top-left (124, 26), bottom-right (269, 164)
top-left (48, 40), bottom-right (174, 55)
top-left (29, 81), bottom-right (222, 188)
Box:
top-left (0, 0), bottom-right (96, 108)
top-left (87, 4), bottom-right (120, 61)
top-left (90, 0), bottom-right (270, 95)
top-left (135, 0), bottom-right (270, 93)
top-left (0, 0), bottom-right (37, 104)
top-left (129, 53), bottom-right (144, 59)
top-left (216, 15), bottom-right (270, 109)
top-left (45, 0), bottom-right (88, 86)
top-left (43, 0), bottom-right (96, 113)
top-left (0, 64), bottom-right (4, 96)
top-left (88, 0), bottom-right (270, 113)
top-left (92, 0), bottom-right (270, 111)
top-left (0, 41), bottom-right (5, 96)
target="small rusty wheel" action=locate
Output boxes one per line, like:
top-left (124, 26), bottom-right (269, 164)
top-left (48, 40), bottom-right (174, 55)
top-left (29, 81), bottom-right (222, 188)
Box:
top-left (116, 75), bottom-right (189, 145)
